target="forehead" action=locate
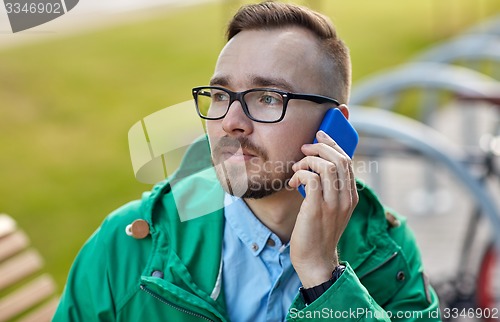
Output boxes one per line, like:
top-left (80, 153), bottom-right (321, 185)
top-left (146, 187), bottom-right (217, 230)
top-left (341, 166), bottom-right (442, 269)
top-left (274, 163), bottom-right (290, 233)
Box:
top-left (212, 27), bottom-right (325, 93)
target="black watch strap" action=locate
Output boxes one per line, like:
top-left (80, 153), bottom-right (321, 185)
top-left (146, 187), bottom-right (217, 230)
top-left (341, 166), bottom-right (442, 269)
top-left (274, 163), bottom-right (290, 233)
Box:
top-left (299, 265), bottom-right (346, 305)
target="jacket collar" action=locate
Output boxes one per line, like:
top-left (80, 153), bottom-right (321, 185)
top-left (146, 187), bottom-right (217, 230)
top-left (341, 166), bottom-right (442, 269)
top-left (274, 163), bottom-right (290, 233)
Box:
top-left (139, 137), bottom-right (228, 317)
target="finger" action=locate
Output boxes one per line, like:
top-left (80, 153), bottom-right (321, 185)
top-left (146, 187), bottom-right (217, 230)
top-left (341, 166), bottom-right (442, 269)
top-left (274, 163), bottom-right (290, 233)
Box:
top-left (289, 170), bottom-right (323, 202)
top-left (317, 130), bottom-right (350, 158)
top-left (292, 156), bottom-right (327, 171)
top-left (333, 159), bottom-right (357, 219)
top-left (347, 161), bottom-right (359, 205)
top-left (292, 156), bottom-right (342, 205)
top-left (305, 131), bottom-right (351, 160)
top-left (300, 142), bottom-right (350, 168)
top-left (314, 130), bottom-right (357, 205)
top-left (295, 144), bottom-right (351, 188)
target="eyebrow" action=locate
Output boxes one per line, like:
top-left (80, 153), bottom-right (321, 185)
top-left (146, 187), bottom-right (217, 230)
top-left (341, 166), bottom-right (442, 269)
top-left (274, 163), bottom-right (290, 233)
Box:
top-left (209, 75), bottom-right (297, 93)
top-left (209, 76), bottom-right (229, 87)
top-left (251, 76), bottom-right (296, 92)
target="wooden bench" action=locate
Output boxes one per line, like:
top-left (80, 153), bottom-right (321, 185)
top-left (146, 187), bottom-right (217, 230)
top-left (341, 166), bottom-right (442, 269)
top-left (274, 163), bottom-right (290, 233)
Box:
top-left (0, 214), bottom-right (59, 322)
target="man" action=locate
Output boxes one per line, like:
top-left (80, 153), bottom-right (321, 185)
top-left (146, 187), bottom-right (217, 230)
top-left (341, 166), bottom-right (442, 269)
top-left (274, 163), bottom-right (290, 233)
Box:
top-left (54, 2), bottom-right (440, 321)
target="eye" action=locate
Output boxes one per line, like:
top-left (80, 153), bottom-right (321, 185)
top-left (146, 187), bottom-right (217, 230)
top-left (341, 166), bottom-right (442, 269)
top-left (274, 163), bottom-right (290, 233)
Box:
top-left (212, 90), bottom-right (230, 102)
top-left (259, 92), bottom-right (282, 106)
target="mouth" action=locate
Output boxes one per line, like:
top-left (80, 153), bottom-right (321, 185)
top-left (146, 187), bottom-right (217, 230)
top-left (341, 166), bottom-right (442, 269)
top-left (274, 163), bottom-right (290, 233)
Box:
top-left (212, 136), bottom-right (267, 165)
top-left (220, 148), bottom-right (257, 162)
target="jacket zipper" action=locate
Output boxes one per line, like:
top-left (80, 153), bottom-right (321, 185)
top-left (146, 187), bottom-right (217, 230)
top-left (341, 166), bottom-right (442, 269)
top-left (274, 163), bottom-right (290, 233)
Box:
top-left (359, 251), bottom-right (398, 279)
top-left (140, 284), bottom-right (215, 322)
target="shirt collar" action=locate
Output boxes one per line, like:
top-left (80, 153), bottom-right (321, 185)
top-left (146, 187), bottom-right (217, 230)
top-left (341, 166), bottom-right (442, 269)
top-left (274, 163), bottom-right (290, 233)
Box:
top-left (224, 193), bottom-right (273, 257)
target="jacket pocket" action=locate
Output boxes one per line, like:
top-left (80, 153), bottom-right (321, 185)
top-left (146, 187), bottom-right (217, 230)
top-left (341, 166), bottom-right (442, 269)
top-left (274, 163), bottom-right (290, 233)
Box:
top-left (117, 284), bottom-right (221, 322)
top-left (359, 251), bottom-right (410, 306)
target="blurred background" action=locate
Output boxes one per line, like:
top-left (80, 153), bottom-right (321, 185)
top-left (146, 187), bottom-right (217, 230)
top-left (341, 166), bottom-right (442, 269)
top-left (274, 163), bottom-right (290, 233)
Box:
top-left (1, 0), bottom-right (500, 320)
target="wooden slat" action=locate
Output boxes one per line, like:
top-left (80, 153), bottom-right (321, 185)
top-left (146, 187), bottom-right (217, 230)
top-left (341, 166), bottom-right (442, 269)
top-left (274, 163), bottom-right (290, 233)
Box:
top-left (0, 230), bottom-right (29, 261)
top-left (0, 214), bottom-right (59, 321)
top-left (18, 297), bottom-right (60, 322)
top-left (0, 214), bottom-right (16, 239)
top-left (0, 275), bottom-right (56, 322)
top-left (0, 250), bottom-right (43, 290)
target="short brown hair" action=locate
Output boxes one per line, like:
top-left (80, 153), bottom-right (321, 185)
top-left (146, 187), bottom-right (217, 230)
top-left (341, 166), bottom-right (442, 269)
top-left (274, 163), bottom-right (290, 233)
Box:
top-left (226, 1), bottom-right (351, 102)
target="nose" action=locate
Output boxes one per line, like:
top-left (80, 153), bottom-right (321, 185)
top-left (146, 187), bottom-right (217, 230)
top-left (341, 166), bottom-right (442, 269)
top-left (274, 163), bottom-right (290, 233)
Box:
top-left (221, 99), bottom-right (254, 135)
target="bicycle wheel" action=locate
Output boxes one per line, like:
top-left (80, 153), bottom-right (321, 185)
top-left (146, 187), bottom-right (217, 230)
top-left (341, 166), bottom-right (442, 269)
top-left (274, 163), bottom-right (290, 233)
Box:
top-left (477, 242), bottom-right (500, 321)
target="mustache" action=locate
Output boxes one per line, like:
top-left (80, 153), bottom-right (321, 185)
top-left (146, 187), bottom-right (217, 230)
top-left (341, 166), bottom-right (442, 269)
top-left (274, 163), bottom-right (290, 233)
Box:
top-left (212, 136), bottom-right (268, 161)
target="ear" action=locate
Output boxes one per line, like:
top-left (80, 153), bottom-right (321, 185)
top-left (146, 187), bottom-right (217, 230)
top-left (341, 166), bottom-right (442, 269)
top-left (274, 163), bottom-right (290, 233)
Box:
top-left (337, 104), bottom-right (349, 119)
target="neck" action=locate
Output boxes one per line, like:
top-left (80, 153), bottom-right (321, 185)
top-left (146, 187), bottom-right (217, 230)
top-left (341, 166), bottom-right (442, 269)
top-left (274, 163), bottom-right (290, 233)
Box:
top-left (243, 188), bottom-right (303, 243)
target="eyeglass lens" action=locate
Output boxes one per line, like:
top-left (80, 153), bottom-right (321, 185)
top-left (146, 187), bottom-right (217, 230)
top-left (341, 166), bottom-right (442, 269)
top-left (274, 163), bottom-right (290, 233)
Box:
top-left (196, 87), bottom-right (285, 122)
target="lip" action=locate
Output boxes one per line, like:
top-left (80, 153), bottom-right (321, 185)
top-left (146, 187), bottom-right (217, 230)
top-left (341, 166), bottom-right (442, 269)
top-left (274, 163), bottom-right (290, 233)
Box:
top-left (220, 149), bottom-right (257, 162)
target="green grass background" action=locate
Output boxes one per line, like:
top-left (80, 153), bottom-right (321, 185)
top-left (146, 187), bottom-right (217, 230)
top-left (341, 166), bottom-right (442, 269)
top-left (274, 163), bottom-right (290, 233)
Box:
top-left (1, 0), bottom-right (499, 291)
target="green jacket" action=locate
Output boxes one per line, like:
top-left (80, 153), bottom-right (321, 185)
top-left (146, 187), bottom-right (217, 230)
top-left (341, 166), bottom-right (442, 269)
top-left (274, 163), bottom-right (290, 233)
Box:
top-left (54, 140), bottom-right (440, 322)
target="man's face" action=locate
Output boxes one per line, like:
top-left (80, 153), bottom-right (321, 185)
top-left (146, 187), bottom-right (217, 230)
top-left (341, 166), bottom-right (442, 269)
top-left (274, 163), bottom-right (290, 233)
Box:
top-left (207, 27), bottom-right (332, 198)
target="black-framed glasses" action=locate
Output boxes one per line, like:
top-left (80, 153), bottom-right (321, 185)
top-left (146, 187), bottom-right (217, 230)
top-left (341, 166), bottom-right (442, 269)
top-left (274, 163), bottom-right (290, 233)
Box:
top-left (192, 86), bottom-right (340, 123)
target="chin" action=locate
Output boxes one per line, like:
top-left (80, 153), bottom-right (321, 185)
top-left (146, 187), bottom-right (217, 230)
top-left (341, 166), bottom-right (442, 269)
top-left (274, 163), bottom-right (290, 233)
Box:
top-left (218, 171), bottom-right (293, 200)
top-left (240, 188), bottom-right (278, 199)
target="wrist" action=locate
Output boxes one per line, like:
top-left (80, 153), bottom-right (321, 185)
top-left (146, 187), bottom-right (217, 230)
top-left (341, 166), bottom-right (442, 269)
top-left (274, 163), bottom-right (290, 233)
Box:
top-left (299, 265), bottom-right (346, 305)
top-left (295, 253), bottom-right (339, 288)
top-left (298, 268), bottom-right (333, 288)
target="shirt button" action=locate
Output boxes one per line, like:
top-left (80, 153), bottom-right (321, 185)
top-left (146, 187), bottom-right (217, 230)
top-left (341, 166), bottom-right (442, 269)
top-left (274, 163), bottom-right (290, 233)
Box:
top-left (251, 243), bottom-right (259, 252)
top-left (267, 238), bottom-right (276, 247)
top-left (125, 219), bottom-right (150, 239)
top-left (396, 271), bottom-right (405, 281)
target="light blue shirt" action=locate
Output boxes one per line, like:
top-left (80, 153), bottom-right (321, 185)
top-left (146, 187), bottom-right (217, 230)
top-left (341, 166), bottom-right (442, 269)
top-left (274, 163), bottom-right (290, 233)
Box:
top-left (222, 193), bottom-right (302, 322)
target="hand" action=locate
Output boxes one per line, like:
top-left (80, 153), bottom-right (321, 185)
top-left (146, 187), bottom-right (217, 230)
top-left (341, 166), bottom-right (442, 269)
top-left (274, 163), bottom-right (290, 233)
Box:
top-left (288, 130), bottom-right (359, 288)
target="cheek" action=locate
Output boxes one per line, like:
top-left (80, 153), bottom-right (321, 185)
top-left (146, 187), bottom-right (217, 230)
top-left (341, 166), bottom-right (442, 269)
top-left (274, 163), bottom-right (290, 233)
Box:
top-left (268, 109), bottom-right (324, 161)
top-left (285, 110), bottom-right (323, 143)
top-left (206, 120), bottom-right (222, 148)
top-left (206, 120), bottom-right (219, 136)
top-left (265, 123), bottom-right (313, 163)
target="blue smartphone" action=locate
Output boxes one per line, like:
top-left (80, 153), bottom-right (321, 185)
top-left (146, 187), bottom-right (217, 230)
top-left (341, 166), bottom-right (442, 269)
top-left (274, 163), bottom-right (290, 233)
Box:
top-left (298, 108), bottom-right (359, 197)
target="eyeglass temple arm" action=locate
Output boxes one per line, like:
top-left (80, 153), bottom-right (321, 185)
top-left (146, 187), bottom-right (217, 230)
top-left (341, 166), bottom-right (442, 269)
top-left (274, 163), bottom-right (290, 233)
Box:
top-left (288, 93), bottom-right (340, 106)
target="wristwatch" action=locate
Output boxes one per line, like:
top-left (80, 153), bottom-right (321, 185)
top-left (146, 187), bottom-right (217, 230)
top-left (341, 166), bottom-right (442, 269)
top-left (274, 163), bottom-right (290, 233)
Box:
top-left (299, 265), bottom-right (346, 305)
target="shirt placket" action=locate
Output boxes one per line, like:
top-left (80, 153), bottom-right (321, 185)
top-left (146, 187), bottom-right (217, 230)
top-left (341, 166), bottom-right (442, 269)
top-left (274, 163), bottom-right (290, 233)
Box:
top-left (262, 239), bottom-right (296, 321)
